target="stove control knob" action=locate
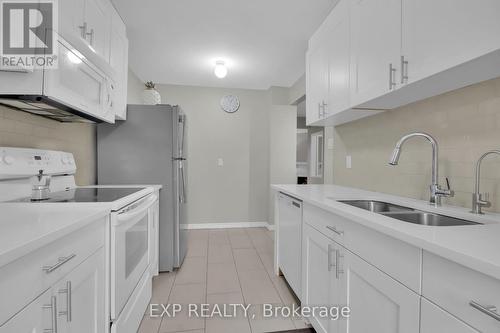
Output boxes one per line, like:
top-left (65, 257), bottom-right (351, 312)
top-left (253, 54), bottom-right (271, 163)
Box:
top-left (3, 155), bottom-right (14, 165)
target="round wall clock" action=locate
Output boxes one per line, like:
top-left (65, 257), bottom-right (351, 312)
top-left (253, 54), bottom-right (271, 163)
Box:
top-left (220, 95), bottom-right (240, 113)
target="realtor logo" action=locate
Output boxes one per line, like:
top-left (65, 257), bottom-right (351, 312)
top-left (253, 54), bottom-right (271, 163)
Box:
top-left (0, 0), bottom-right (58, 69)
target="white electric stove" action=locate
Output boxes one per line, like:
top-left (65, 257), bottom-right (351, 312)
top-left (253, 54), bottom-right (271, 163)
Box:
top-left (0, 147), bottom-right (160, 333)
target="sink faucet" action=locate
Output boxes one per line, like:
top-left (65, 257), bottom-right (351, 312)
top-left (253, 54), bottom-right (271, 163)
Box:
top-left (471, 150), bottom-right (500, 214)
top-left (389, 132), bottom-right (453, 206)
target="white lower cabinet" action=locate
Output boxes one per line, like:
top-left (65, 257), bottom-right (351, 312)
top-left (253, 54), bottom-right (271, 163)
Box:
top-left (55, 247), bottom-right (106, 333)
top-left (421, 298), bottom-right (479, 333)
top-left (0, 247), bottom-right (106, 333)
top-left (302, 223), bottom-right (337, 333)
top-left (337, 247), bottom-right (420, 333)
top-left (0, 288), bottom-right (54, 333)
top-left (302, 221), bottom-right (420, 333)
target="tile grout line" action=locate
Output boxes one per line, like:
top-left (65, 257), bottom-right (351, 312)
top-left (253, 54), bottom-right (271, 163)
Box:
top-left (157, 269), bottom-right (178, 333)
top-left (229, 229), bottom-right (254, 333)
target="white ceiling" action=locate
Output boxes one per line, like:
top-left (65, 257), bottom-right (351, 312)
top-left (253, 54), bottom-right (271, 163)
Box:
top-left (112, 0), bottom-right (337, 90)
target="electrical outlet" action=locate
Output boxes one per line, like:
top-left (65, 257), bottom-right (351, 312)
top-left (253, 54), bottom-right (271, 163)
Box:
top-left (217, 158), bottom-right (224, 167)
top-left (346, 155), bottom-right (352, 169)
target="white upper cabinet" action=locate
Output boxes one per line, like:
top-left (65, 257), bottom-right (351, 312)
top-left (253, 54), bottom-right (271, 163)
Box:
top-left (402, 0), bottom-right (500, 84)
top-left (349, 0), bottom-right (402, 106)
top-left (60, 0), bottom-right (111, 70)
top-left (327, 0), bottom-right (351, 117)
top-left (306, 0), bottom-right (500, 126)
top-left (84, 0), bottom-right (111, 62)
top-left (109, 8), bottom-right (129, 120)
top-left (306, 0), bottom-right (351, 126)
top-left (306, 40), bottom-right (329, 125)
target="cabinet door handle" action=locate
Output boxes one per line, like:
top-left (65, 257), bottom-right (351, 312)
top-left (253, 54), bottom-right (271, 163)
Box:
top-left (58, 281), bottom-right (72, 322)
top-left (400, 56), bottom-right (409, 84)
top-left (321, 101), bottom-right (328, 117)
top-left (78, 22), bottom-right (87, 39)
top-left (318, 102), bottom-right (323, 118)
top-left (42, 296), bottom-right (58, 333)
top-left (292, 201), bottom-right (301, 208)
top-left (327, 244), bottom-right (336, 272)
top-left (86, 28), bottom-right (95, 46)
top-left (326, 225), bottom-right (344, 236)
top-left (42, 254), bottom-right (76, 273)
top-left (335, 249), bottom-right (344, 279)
top-left (389, 63), bottom-right (396, 90)
top-left (470, 301), bottom-right (500, 321)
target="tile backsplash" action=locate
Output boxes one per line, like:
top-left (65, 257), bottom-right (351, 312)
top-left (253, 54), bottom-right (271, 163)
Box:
top-left (333, 77), bottom-right (500, 213)
top-left (0, 105), bottom-right (96, 185)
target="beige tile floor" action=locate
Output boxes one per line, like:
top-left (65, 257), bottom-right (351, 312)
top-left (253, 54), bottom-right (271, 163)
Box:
top-left (138, 228), bottom-right (310, 333)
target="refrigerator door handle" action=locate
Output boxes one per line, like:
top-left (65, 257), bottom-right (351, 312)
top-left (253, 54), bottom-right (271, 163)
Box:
top-left (179, 162), bottom-right (186, 204)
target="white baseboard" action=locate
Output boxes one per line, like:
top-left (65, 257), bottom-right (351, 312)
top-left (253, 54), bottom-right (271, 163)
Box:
top-left (182, 222), bottom-right (275, 231)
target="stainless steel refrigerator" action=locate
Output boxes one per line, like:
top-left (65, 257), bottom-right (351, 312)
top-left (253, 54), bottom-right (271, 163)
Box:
top-left (97, 104), bottom-right (187, 272)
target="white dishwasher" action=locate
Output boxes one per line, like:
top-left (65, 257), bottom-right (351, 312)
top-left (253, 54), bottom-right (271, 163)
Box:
top-left (278, 192), bottom-right (303, 300)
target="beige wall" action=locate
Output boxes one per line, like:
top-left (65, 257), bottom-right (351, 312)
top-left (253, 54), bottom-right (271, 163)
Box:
top-left (333, 77), bottom-right (500, 213)
top-left (269, 105), bottom-right (297, 224)
top-left (155, 84), bottom-right (271, 225)
top-left (0, 106), bottom-right (96, 185)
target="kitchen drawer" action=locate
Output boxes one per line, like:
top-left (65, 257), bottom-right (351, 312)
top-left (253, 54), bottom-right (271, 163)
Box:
top-left (304, 203), bottom-right (421, 292)
top-left (0, 217), bottom-right (106, 325)
top-left (423, 251), bottom-right (500, 332)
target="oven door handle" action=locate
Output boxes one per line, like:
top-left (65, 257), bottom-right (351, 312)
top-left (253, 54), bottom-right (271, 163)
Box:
top-left (116, 194), bottom-right (158, 222)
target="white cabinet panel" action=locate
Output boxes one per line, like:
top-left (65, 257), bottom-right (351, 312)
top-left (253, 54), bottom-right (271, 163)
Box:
top-left (338, 248), bottom-right (420, 333)
top-left (84, 0), bottom-right (111, 62)
top-left (109, 9), bottom-right (129, 120)
top-left (306, 43), bottom-right (329, 124)
top-left (0, 289), bottom-right (54, 333)
top-left (403, 0), bottom-right (500, 84)
top-left (55, 247), bottom-right (106, 333)
top-left (302, 223), bottom-right (337, 333)
top-left (44, 37), bottom-right (114, 123)
top-left (278, 193), bottom-right (302, 299)
top-left (423, 251), bottom-right (500, 332)
top-left (350, 0), bottom-right (402, 106)
top-left (327, 0), bottom-right (350, 117)
top-left (421, 298), bottom-right (479, 333)
top-left (59, 0), bottom-right (86, 40)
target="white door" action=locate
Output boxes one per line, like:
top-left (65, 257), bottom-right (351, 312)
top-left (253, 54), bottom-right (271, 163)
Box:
top-left (278, 193), bottom-right (302, 299)
top-left (403, 0), bottom-right (500, 85)
top-left (327, 0), bottom-right (351, 116)
top-left (338, 248), bottom-right (420, 333)
top-left (109, 10), bottom-right (129, 120)
top-left (306, 42), bottom-right (329, 124)
top-left (302, 223), bottom-right (338, 333)
top-left (350, 0), bottom-right (401, 106)
top-left (54, 247), bottom-right (106, 333)
top-left (420, 298), bottom-right (479, 333)
top-left (0, 289), bottom-right (55, 333)
top-left (84, 0), bottom-right (111, 61)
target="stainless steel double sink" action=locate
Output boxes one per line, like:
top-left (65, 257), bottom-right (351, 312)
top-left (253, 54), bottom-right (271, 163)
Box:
top-left (338, 200), bottom-right (481, 226)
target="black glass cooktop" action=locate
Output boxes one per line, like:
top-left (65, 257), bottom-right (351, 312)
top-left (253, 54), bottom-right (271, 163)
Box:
top-left (13, 187), bottom-right (144, 203)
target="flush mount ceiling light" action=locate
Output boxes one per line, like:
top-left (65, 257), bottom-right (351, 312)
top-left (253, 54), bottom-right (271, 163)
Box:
top-left (214, 60), bottom-right (228, 79)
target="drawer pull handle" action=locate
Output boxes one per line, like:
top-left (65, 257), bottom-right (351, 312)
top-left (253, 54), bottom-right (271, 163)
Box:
top-left (42, 296), bottom-right (58, 333)
top-left (326, 225), bottom-right (344, 236)
top-left (469, 300), bottom-right (500, 321)
top-left (292, 201), bottom-right (301, 208)
top-left (42, 254), bottom-right (76, 273)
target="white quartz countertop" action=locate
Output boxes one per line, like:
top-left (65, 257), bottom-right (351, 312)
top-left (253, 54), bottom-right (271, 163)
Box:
top-left (0, 205), bottom-right (110, 267)
top-left (272, 184), bottom-right (500, 280)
